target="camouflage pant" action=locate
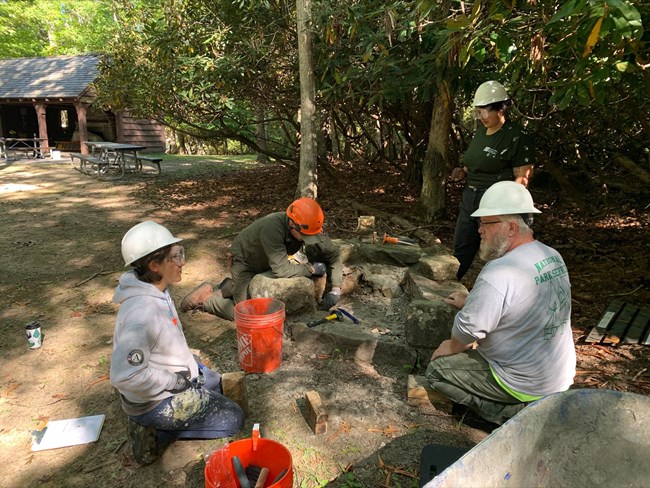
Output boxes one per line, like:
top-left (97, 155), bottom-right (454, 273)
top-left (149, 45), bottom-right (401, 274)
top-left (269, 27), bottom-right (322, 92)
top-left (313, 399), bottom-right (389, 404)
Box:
top-left (131, 367), bottom-right (244, 441)
top-left (426, 349), bottom-right (527, 425)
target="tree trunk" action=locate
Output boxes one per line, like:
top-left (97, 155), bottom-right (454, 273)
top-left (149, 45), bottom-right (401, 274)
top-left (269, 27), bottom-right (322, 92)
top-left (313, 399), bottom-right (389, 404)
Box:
top-left (296, 0), bottom-right (318, 198)
top-left (414, 82), bottom-right (452, 222)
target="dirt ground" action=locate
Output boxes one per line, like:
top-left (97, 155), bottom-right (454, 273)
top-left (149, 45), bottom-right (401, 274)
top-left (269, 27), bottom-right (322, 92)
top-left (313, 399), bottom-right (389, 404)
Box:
top-left (0, 155), bottom-right (648, 488)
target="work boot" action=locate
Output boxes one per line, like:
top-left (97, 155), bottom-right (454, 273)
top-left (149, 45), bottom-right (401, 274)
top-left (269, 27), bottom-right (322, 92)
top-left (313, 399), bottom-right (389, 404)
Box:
top-left (218, 277), bottom-right (234, 299)
top-left (128, 418), bottom-right (158, 465)
top-left (180, 282), bottom-right (214, 312)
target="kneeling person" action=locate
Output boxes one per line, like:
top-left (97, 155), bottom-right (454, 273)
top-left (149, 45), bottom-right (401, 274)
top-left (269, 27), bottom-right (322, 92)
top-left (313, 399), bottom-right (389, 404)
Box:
top-left (181, 197), bottom-right (343, 320)
top-left (110, 221), bottom-right (244, 465)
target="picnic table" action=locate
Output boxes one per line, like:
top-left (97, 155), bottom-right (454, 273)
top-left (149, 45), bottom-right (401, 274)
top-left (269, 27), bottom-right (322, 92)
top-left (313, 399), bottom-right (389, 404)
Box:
top-left (70, 142), bottom-right (162, 180)
top-left (0, 137), bottom-right (47, 160)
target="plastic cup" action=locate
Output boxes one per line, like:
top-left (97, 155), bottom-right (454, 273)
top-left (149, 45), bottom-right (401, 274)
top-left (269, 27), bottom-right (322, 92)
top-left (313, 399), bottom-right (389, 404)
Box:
top-left (25, 321), bottom-right (42, 349)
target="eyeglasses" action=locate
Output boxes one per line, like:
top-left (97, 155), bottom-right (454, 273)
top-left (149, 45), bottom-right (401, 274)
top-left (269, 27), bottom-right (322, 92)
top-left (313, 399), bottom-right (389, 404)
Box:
top-left (474, 107), bottom-right (494, 119)
top-left (168, 246), bottom-right (185, 266)
top-left (478, 220), bottom-right (503, 227)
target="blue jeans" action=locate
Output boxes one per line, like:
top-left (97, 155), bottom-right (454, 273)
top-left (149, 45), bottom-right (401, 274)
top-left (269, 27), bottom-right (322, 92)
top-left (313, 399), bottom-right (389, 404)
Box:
top-left (130, 366), bottom-right (244, 443)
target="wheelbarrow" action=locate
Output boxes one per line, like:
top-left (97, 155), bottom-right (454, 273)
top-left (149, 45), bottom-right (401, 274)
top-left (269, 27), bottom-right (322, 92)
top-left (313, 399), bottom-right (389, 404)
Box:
top-left (424, 389), bottom-right (650, 487)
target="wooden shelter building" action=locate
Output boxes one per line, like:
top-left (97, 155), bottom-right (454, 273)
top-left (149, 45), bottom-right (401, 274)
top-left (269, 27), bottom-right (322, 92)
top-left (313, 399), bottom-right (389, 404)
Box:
top-left (0, 55), bottom-right (165, 155)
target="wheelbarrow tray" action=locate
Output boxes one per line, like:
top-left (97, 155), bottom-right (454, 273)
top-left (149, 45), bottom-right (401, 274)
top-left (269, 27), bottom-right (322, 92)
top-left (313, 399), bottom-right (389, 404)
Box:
top-left (425, 389), bottom-right (650, 487)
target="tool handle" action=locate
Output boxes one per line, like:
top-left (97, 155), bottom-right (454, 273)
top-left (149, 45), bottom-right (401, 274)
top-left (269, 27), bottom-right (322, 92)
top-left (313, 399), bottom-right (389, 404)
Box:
top-left (383, 233), bottom-right (399, 245)
top-left (271, 468), bottom-right (288, 484)
top-left (307, 313), bottom-right (337, 328)
top-left (232, 456), bottom-right (251, 488)
top-left (337, 307), bottom-right (360, 324)
top-left (254, 468), bottom-right (270, 488)
top-left (307, 318), bottom-right (325, 328)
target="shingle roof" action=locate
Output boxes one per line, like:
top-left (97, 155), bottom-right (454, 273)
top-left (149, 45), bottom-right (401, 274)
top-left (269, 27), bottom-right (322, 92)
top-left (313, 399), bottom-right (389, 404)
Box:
top-left (0, 55), bottom-right (100, 100)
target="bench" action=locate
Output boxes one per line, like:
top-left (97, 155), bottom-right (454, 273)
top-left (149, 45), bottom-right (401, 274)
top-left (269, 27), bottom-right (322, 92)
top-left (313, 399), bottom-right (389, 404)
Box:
top-left (136, 155), bottom-right (163, 177)
top-left (10, 147), bottom-right (42, 158)
top-left (69, 152), bottom-right (120, 179)
top-left (123, 154), bottom-right (163, 177)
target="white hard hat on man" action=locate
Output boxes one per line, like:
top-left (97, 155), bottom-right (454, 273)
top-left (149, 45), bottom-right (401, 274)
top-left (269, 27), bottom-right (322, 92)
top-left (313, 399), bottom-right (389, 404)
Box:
top-left (471, 181), bottom-right (541, 217)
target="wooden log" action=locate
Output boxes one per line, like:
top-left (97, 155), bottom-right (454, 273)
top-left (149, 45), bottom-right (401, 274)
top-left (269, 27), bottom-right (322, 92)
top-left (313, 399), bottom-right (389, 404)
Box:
top-left (222, 372), bottom-right (249, 415)
top-left (304, 390), bottom-right (328, 435)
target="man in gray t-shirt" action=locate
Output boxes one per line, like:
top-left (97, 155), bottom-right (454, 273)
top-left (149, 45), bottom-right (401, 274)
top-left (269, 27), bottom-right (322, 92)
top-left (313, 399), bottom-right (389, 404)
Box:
top-left (426, 181), bottom-right (576, 425)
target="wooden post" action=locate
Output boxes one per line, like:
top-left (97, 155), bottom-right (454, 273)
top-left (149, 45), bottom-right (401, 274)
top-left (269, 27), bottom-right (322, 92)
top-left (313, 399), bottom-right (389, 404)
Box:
top-left (115, 110), bottom-right (125, 143)
top-left (34, 103), bottom-right (50, 156)
top-left (74, 101), bottom-right (89, 155)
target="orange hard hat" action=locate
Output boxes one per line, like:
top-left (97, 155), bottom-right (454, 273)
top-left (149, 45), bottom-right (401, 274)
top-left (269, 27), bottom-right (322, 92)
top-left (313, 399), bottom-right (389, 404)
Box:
top-left (286, 197), bottom-right (324, 236)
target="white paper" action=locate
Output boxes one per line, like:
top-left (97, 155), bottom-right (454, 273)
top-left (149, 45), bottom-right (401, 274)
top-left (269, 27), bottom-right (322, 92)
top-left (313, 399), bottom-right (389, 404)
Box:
top-left (31, 414), bottom-right (105, 451)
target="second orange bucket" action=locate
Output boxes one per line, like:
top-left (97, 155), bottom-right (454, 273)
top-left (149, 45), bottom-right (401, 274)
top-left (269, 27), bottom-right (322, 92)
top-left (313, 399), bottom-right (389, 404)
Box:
top-left (234, 297), bottom-right (285, 373)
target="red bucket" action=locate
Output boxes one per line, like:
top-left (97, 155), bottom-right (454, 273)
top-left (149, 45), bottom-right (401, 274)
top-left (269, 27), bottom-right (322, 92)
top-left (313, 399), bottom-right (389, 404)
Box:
top-left (204, 437), bottom-right (293, 488)
top-left (234, 298), bottom-right (285, 373)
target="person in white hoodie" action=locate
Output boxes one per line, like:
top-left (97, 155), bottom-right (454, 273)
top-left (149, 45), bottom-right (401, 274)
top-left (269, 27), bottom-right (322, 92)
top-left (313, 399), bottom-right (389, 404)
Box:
top-left (110, 221), bottom-right (244, 465)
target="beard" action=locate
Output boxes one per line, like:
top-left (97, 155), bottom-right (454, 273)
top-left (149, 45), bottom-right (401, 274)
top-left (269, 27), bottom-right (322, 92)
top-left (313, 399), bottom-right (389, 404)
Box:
top-left (479, 231), bottom-right (510, 262)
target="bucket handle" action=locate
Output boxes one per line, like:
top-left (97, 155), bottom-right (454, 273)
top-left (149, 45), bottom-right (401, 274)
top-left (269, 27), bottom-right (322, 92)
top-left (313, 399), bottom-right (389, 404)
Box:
top-left (252, 423), bottom-right (260, 451)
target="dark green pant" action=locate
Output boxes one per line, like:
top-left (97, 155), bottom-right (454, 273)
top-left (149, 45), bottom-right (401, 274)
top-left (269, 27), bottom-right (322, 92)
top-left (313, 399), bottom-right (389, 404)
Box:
top-left (425, 349), bottom-right (527, 424)
top-left (203, 259), bottom-right (255, 321)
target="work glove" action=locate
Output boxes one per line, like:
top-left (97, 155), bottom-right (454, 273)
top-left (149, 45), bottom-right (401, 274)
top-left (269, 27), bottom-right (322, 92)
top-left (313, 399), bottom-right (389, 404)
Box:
top-left (168, 371), bottom-right (192, 394)
top-left (320, 287), bottom-right (341, 310)
top-left (310, 262), bottom-right (327, 277)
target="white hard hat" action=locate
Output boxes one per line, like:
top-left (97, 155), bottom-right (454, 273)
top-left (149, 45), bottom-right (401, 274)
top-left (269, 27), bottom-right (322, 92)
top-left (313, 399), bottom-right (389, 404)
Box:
top-left (471, 181), bottom-right (541, 217)
top-left (474, 80), bottom-right (510, 106)
top-left (121, 221), bottom-right (182, 266)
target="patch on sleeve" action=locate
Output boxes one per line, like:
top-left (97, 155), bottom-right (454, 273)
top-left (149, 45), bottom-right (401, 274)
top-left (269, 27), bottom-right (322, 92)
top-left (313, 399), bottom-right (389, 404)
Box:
top-left (127, 349), bottom-right (144, 366)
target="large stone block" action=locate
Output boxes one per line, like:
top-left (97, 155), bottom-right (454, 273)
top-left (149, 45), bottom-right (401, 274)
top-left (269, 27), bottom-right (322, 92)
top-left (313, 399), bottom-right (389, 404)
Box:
top-left (404, 273), bottom-right (467, 301)
top-left (405, 299), bottom-right (456, 349)
top-left (333, 240), bottom-right (358, 264)
top-left (411, 253), bottom-right (459, 282)
top-left (353, 243), bottom-right (421, 266)
top-left (341, 265), bottom-right (362, 295)
top-left (361, 263), bottom-right (408, 298)
top-left (249, 272), bottom-right (316, 315)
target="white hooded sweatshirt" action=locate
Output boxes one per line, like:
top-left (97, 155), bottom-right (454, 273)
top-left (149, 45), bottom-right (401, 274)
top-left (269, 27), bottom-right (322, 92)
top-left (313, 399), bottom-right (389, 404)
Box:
top-left (110, 271), bottom-right (198, 414)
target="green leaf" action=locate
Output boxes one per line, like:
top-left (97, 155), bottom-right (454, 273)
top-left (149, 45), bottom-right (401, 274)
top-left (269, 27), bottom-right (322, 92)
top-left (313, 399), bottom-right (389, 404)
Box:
top-left (547, 0), bottom-right (583, 25)
top-left (473, 41), bottom-right (486, 62)
top-left (615, 61), bottom-right (632, 72)
top-left (556, 86), bottom-right (576, 110)
top-left (446, 16), bottom-right (470, 31)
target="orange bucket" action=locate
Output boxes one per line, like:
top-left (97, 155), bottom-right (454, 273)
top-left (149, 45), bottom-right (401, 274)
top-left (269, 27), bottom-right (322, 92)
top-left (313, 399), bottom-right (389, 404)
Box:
top-left (234, 298), bottom-right (285, 373)
top-left (204, 437), bottom-right (293, 488)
